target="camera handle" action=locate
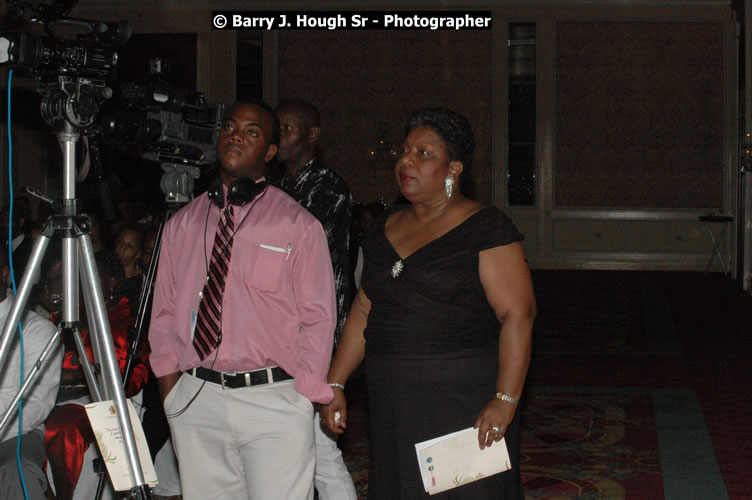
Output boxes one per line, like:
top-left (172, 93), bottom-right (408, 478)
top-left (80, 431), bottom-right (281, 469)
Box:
top-left (0, 124), bottom-right (153, 499)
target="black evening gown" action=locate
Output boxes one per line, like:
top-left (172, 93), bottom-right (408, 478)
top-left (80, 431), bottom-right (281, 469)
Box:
top-left (360, 206), bottom-right (525, 500)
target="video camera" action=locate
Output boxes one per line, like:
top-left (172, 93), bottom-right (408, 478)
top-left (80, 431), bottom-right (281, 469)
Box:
top-left (97, 77), bottom-right (225, 206)
top-left (99, 80), bottom-right (225, 167)
top-left (0, 1), bottom-right (222, 205)
top-left (0, 0), bottom-right (130, 130)
top-left (0, 0), bottom-right (129, 78)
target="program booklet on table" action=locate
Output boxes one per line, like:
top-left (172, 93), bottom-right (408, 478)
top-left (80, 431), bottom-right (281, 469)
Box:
top-left (415, 427), bottom-right (512, 495)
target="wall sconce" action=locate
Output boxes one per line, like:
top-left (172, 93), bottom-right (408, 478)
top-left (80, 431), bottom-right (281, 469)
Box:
top-left (369, 121), bottom-right (398, 169)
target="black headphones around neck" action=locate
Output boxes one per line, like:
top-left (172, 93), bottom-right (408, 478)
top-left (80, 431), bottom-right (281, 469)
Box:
top-left (207, 177), bottom-right (267, 209)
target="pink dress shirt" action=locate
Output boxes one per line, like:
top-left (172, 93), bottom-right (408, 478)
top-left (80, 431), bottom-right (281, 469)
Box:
top-left (148, 183), bottom-right (336, 404)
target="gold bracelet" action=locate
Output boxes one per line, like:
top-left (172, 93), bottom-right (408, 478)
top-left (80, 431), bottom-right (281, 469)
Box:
top-left (493, 392), bottom-right (519, 407)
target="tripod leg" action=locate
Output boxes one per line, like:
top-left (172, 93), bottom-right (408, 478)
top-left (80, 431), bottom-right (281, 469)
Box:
top-left (77, 233), bottom-right (150, 492)
top-left (0, 234), bottom-right (50, 368)
top-left (51, 232), bottom-right (104, 402)
top-left (81, 278), bottom-right (110, 400)
top-left (68, 325), bottom-right (104, 402)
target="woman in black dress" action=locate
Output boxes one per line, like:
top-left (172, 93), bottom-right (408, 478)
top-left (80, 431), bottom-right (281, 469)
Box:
top-left (322, 107), bottom-right (536, 499)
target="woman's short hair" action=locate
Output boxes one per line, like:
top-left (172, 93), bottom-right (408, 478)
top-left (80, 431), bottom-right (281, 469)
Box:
top-left (405, 107), bottom-right (475, 176)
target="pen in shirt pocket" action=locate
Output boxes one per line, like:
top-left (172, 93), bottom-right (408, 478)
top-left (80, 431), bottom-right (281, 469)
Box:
top-left (260, 242), bottom-right (292, 260)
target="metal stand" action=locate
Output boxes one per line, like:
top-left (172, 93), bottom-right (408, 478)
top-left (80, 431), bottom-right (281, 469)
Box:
top-left (0, 123), bottom-right (152, 499)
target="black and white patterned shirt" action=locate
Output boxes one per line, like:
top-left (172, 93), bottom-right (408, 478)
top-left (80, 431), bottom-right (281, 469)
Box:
top-left (272, 158), bottom-right (352, 344)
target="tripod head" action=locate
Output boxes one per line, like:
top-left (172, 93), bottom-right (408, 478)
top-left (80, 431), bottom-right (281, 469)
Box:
top-left (38, 74), bottom-right (112, 132)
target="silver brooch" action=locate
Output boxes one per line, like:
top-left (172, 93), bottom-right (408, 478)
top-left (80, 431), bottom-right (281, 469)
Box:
top-left (391, 259), bottom-right (404, 278)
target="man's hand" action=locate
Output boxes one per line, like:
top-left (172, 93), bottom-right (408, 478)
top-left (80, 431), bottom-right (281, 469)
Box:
top-left (157, 372), bottom-right (182, 405)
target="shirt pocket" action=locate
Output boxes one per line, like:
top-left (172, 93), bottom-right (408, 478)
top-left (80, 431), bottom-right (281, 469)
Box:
top-left (245, 242), bottom-right (290, 292)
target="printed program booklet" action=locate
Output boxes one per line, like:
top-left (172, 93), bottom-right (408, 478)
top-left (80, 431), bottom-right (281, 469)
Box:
top-left (84, 399), bottom-right (158, 491)
top-left (415, 427), bottom-right (511, 495)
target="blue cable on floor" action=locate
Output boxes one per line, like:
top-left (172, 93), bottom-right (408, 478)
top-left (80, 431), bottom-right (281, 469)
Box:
top-left (7, 68), bottom-right (30, 500)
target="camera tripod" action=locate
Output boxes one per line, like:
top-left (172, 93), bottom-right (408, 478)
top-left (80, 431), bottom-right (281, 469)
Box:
top-left (0, 120), bottom-right (152, 498)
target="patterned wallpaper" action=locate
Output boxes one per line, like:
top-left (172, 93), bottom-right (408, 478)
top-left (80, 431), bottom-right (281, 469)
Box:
top-left (555, 21), bottom-right (725, 209)
top-left (277, 29), bottom-right (493, 205)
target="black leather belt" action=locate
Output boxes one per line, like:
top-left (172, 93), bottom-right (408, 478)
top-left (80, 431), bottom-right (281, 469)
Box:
top-left (190, 366), bottom-right (293, 389)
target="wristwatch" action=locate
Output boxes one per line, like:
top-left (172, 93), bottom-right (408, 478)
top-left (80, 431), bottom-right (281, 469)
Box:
top-left (493, 392), bottom-right (519, 407)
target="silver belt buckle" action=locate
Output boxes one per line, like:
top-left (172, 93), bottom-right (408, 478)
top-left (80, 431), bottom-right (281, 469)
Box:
top-left (220, 370), bottom-right (237, 390)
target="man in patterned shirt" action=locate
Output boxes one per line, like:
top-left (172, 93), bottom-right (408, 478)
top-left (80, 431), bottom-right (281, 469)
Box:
top-left (272, 98), bottom-right (356, 500)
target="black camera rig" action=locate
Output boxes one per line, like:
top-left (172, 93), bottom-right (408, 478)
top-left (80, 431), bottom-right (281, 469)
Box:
top-left (0, 0), bottom-right (130, 131)
top-left (1, 0), bottom-right (225, 205)
top-left (98, 79), bottom-right (226, 205)
top-left (100, 81), bottom-right (224, 167)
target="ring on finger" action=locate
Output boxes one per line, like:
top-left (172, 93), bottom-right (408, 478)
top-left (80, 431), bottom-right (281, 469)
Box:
top-left (491, 425), bottom-right (501, 434)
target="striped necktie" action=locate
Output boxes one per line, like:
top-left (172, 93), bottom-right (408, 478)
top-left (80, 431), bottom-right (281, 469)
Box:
top-left (193, 205), bottom-right (234, 359)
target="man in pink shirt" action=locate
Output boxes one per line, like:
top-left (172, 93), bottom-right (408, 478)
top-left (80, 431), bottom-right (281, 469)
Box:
top-left (148, 100), bottom-right (336, 500)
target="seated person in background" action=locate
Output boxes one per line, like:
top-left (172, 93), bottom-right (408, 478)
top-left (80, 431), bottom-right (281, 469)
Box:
top-left (114, 224), bottom-right (145, 314)
top-left (44, 252), bottom-right (149, 500)
top-left (0, 250), bottom-right (63, 499)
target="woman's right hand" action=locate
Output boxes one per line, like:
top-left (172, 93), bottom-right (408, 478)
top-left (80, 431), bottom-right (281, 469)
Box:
top-left (321, 289), bottom-right (371, 434)
top-left (321, 387), bottom-right (348, 434)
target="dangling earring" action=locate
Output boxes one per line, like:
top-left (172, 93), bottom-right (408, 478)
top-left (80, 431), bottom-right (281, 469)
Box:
top-left (444, 175), bottom-right (454, 199)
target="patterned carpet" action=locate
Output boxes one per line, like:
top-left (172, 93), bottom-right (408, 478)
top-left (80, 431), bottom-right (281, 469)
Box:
top-left (521, 390), bottom-right (661, 499)
top-left (339, 270), bottom-right (752, 499)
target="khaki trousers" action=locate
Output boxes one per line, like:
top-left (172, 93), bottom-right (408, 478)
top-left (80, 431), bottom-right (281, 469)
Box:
top-left (165, 373), bottom-right (315, 500)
